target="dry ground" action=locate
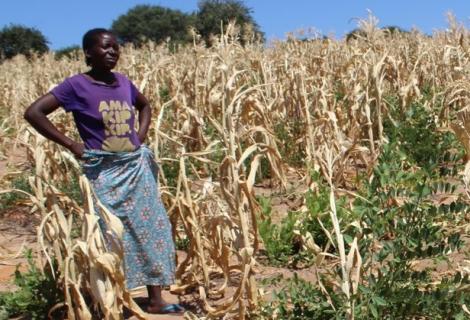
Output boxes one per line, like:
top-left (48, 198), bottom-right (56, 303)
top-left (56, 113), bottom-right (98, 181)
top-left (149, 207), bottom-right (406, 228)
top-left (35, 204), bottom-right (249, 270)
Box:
top-left (1, 150), bottom-right (469, 319)
top-left (0, 211), bottom-right (186, 320)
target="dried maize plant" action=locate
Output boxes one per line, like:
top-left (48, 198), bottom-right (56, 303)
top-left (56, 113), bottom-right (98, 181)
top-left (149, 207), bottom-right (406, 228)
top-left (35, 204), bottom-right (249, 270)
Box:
top-left (446, 87), bottom-right (470, 166)
top-left (310, 142), bottom-right (362, 320)
top-left (0, 117), bottom-right (10, 164)
top-left (266, 38), bottom-right (379, 184)
top-left (446, 76), bottom-right (470, 203)
top-left (259, 26), bottom-right (372, 183)
top-left (444, 43), bottom-right (470, 164)
top-left (4, 12), bottom-right (470, 320)
top-left (134, 26), bottom-right (287, 318)
top-left (19, 126), bottom-right (147, 319)
top-left (0, 52), bottom-right (84, 165)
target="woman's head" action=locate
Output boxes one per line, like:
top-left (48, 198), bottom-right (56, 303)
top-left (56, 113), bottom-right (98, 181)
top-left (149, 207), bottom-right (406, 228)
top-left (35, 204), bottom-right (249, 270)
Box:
top-left (82, 28), bottom-right (120, 70)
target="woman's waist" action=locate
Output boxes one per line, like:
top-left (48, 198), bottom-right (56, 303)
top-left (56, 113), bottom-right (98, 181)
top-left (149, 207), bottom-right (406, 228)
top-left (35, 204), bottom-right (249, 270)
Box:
top-left (81, 144), bottom-right (152, 169)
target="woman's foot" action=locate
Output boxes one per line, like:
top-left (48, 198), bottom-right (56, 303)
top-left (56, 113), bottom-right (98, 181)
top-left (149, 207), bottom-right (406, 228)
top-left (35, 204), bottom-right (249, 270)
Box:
top-left (146, 285), bottom-right (184, 314)
top-left (147, 302), bottom-right (185, 314)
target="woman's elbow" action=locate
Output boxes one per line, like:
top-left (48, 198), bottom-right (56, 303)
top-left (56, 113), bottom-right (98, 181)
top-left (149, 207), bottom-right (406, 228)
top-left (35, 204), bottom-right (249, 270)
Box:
top-left (23, 105), bottom-right (37, 123)
top-left (23, 104), bottom-right (46, 126)
top-left (24, 94), bottom-right (59, 124)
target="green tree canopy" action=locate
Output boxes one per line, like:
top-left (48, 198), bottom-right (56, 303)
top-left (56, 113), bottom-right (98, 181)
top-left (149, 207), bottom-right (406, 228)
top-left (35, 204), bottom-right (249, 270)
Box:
top-left (345, 28), bottom-right (368, 42)
top-left (382, 25), bottom-right (410, 36)
top-left (54, 45), bottom-right (81, 60)
top-left (346, 25), bottom-right (409, 41)
top-left (111, 5), bottom-right (194, 46)
top-left (0, 24), bottom-right (49, 60)
top-left (196, 0), bottom-right (264, 44)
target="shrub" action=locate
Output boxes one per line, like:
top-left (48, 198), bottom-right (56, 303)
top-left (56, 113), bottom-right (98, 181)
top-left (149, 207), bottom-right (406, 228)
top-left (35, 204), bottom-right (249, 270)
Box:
top-left (0, 250), bottom-right (63, 319)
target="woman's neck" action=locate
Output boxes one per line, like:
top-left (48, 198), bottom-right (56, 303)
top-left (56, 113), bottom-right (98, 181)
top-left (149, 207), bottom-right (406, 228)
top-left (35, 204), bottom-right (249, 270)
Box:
top-left (85, 68), bottom-right (116, 85)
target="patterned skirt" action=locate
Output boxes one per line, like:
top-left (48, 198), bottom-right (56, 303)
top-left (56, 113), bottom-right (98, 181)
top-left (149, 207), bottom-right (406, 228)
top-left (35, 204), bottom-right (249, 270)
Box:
top-left (81, 145), bottom-right (175, 289)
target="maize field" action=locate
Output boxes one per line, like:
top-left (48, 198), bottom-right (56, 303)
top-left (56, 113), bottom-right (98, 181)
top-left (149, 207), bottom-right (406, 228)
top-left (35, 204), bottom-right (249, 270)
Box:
top-left (1, 15), bottom-right (470, 319)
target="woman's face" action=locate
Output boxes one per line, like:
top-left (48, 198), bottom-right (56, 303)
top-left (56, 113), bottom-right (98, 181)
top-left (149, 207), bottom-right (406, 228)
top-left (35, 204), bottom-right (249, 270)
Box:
top-left (87, 32), bottom-right (120, 70)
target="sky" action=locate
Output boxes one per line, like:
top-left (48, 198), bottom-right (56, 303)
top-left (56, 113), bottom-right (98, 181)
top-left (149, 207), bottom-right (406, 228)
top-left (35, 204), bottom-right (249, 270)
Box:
top-left (1, 1), bottom-right (470, 50)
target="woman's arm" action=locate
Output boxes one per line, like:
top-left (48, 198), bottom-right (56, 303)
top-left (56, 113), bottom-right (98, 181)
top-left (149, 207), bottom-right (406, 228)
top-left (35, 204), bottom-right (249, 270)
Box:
top-left (134, 91), bottom-right (151, 143)
top-left (24, 93), bottom-right (84, 158)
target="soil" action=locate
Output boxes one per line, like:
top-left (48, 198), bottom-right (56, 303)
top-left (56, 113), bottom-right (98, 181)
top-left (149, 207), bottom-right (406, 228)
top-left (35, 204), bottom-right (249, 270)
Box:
top-left (1, 149), bottom-right (469, 319)
top-left (0, 211), bottom-right (37, 292)
top-left (0, 209), bottom-right (188, 320)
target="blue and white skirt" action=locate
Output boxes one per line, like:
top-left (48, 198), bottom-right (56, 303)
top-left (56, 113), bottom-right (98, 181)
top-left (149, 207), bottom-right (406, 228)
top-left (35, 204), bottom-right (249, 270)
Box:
top-left (81, 145), bottom-right (175, 289)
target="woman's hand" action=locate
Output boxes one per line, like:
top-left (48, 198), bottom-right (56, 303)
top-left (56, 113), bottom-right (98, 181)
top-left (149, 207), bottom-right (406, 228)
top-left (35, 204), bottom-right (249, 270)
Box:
top-left (68, 141), bottom-right (85, 159)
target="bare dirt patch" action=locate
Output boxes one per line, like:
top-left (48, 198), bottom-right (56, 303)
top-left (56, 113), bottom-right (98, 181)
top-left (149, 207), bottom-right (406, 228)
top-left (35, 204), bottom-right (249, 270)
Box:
top-left (0, 209), bottom-right (38, 293)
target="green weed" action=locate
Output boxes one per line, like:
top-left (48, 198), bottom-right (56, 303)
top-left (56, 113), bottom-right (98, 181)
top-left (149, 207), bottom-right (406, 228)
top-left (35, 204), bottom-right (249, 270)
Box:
top-left (274, 119), bottom-right (306, 168)
top-left (0, 174), bottom-right (32, 212)
top-left (257, 197), bottom-right (301, 266)
top-left (0, 250), bottom-right (63, 320)
top-left (259, 98), bottom-right (470, 319)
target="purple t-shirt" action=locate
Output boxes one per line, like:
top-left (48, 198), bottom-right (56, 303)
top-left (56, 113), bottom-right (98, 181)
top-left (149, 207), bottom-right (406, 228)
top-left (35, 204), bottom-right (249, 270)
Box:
top-left (50, 72), bottom-right (141, 152)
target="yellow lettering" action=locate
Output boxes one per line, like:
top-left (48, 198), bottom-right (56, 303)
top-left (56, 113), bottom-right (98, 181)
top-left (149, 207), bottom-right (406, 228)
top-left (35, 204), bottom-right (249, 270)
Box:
top-left (122, 123), bottom-right (130, 134)
top-left (108, 111), bottom-right (116, 123)
top-left (108, 124), bottom-right (116, 135)
top-left (99, 101), bottom-right (109, 112)
top-left (115, 110), bottom-right (122, 123)
top-left (110, 100), bottom-right (122, 111)
top-left (102, 111), bottom-right (111, 124)
top-left (120, 110), bottom-right (131, 122)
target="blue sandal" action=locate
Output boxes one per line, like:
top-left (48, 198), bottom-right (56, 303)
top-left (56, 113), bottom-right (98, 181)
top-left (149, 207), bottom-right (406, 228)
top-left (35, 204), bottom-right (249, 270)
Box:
top-left (154, 303), bottom-right (185, 314)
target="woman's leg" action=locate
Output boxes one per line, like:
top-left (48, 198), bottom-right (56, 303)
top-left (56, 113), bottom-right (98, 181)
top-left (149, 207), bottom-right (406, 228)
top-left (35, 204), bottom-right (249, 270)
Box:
top-left (146, 285), bottom-right (184, 314)
top-left (147, 285), bottom-right (166, 310)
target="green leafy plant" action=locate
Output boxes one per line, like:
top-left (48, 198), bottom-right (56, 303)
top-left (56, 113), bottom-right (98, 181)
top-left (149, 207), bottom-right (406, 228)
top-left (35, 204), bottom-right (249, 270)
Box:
top-left (0, 250), bottom-right (63, 319)
top-left (260, 143), bottom-right (470, 318)
top-left (258, 274), bottom-right (340, 320)
top-left (175, 235), bottom-right (190, 250)
top-left (259, 97), bottom-right (470, 319)
top-left (350, 141), bottom-right (469, 319)
top-left (257, 197), bottom-right (300, 266)
top-left (303, 172), bottom-right (358, 251)
top-left (0, 174), bottom-right (32, 212)
top-left (257, 174), bottom-right (357, 267)
top-left (273, 119), bottom-right (306, 168)
top-left (60, 174), bottom-right (82, 206)
top-left (383, 98), bottom-right (463, 175)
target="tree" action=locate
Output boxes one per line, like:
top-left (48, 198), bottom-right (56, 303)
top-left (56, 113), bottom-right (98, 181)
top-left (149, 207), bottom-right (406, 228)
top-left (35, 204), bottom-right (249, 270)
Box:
top-left (382, 25), bottom-right (409, 37)
top-left (346, 26), bottom-right (409, 42)
top-left (55, 45), bottom-right (81, 60)
top-left (111, 5), bottom-right (194, 46)
top-left (0, 24), bottom-right (49, 60)
top-left (345, 28), bottom-right (368, 42)
top-left (196, 0), bottom-right (264, 44)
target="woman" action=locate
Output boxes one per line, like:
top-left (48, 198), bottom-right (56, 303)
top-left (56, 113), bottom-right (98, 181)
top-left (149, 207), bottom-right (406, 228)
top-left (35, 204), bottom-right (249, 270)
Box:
top-left (24, 28), bottom-right (183, 315)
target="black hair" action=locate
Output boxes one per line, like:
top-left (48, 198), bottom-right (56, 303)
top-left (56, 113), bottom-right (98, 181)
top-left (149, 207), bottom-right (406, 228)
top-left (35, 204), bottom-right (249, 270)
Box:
top-left (82, 28), bottom-right (112, 66)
